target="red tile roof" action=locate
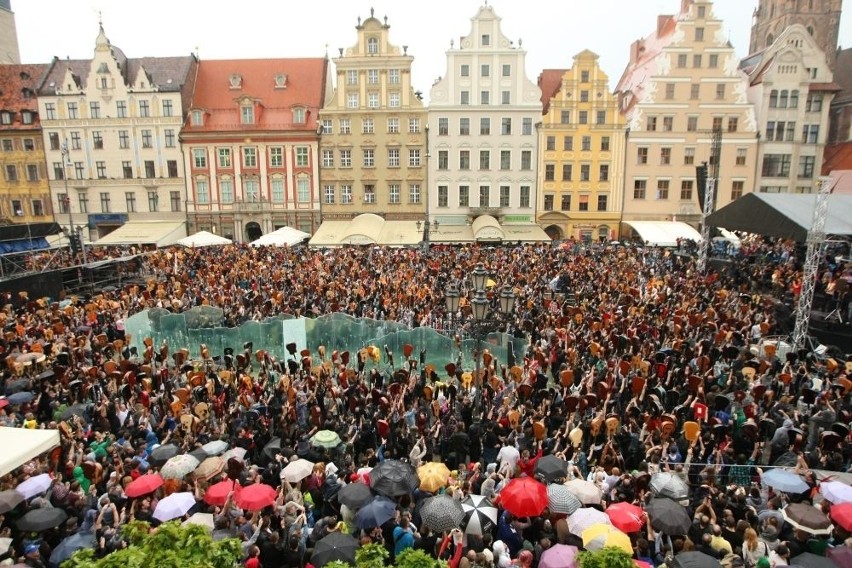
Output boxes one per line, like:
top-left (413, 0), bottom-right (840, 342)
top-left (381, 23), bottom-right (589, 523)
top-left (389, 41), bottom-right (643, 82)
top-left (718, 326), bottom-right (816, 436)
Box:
top-left (538, 69), bottom-right (568, 115)
top-left (0, 64), bottom-right (50, 130)
top-left (615, 13), bottom-right (678, 115)
top-left (822, 142), bottom-right (852, 175)
top-left (184, 58), bottom-right (328, 134)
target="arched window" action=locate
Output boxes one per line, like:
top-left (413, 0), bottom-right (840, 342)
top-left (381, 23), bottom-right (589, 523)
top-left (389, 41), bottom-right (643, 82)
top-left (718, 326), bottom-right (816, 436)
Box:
top-left (766, 33), bottom-right (775, 47)
top-left (789, 90), bottom-right (800, 108)
top-left (807, 25), bottom-right (814, 36)
top-left (769, 90), bottom-right (779, 108)
top-left (779, 90), bottom-right (789, 108)
top-left (367, 37), bottom-right (379, 55)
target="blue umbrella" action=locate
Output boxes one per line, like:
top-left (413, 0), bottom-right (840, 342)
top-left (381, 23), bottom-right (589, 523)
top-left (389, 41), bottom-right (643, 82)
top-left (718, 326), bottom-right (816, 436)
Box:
top-left (49, 532), bottom-right (97, 568)
top-left (354, 496), bottom-right (396, 529)
top-left (7, 391), bottom-right (35, 405)
top-left (761, 468), bottom-right (809, 494)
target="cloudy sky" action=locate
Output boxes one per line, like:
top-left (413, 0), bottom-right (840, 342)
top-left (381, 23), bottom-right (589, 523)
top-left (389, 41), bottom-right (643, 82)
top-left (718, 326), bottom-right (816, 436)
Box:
top-left (11, 0), bottom-right (852, 98)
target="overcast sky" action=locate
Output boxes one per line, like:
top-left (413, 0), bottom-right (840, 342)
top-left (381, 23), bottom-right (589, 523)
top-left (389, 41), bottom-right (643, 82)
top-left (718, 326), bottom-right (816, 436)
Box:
top-left (12, 0), bottom-right (852, 99)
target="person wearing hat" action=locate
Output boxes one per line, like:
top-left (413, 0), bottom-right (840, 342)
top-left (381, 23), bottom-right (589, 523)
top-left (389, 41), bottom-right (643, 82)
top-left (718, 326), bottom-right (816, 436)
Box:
top-left (22, 543), bottom-right (45, 568)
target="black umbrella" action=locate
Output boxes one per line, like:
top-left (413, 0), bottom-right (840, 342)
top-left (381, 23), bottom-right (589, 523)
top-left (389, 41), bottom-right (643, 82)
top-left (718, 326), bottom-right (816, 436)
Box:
top-left (262, 437), bottom-right (282, 461)
top-left (59, 404), bottom-right (89, 421)
top-left (4, 378), bottom-right (31, 395)
top-left (337, 482), bottom-right (373, 510)
top-left (189, 447), bottom-right (209, 463)
top-left (789, 552), bottom-right (839, 568)
top-left (354, 497), bottom-right (396, 529)
top-left (311, 532), bottom-right (358, 567)
top-left (148, 444), bottom-right (180, 467)
top-left (16, 507), bottom-right (68, 532)
top-left (534, 455), bottom-right (569, 483)
top-left (37, 369), bottom-right (55, 381)
top-left (646, 498), bottom-right (692, 536)
top-left (370, 459), bottom-right (420, 497)
top-left (670, 551), bottom-right (722, 568)
top-left (6, 391), bottom-right (35, 405)
top-left (0, 489), bottom-right (24, 514)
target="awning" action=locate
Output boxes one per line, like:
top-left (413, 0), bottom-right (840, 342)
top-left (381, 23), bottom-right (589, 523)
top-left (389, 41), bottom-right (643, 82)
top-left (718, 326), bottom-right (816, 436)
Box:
top-left (93, 221), bottom-right (187, 247)
top-left (471, 215), bottom-right (505, 241)
top-left (308, 221), bottom-right (350, 247)
top-left (0, 427), bottom-right (60, 477)
top-left (622, 221), bottom-right (702, 247)
top-left (177, 230), bottom-right (232, 247)
top-left (502, 224), bottom-right (551, 242)
top-left (377, 221), bottom-right (422, 246)
top-left (250, 227), bottom-right (310, 247)
top-left (341, 213), bottom-right (384, 245)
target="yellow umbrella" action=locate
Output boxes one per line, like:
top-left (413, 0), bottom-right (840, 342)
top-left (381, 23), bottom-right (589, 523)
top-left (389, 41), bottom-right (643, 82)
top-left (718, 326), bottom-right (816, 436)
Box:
top-left (417, 462), bottom-right (451, 493)
top-left (486, 279), bottom-right (497, 289)
top-left (581, 523), bottom-right (632, 554)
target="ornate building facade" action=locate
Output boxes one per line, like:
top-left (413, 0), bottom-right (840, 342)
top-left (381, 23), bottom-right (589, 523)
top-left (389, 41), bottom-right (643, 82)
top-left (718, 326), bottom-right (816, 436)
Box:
top-left (750, 0), bottom-right (842, 71)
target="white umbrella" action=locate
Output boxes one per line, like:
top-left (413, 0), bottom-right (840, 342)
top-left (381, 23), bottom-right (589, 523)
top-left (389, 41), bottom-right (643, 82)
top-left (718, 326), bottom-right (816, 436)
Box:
top-left (153, 492), bottom-right (196, 522)
top-left (182, 512), bottom-right (215, 532)
top-left (461, 494), bottom-right (498, 536)
top-left (222, 447), bottom-right (247, 463)
top-left (15, 474), bottom-right (52, 500)
top-left (202, 440), bottom-right (229, 456)
top-left (567, 507), bottom-right (611, 536)
top-left (0, 537), bottom-right (12, 555)
top-left (280, 459), bottom-right (315, 483)
top-left (820, 481), bottom-right (852, 504)
top-left (564, 479), bottom-right (603, 505)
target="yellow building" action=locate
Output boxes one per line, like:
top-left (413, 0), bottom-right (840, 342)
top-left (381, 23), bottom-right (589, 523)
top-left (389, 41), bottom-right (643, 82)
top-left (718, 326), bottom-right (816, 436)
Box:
top-left (536, 51), bottom-right (625, 242)
top-left (0, 63), bottom-right (53, 225)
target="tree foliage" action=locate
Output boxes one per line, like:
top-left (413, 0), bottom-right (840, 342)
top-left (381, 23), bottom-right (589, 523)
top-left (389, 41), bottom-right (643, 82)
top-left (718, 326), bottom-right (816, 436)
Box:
top-left (62, 521), bottom-right (242, 568)
top-left (354, 542), bottom-right (389, 568)
top-left (577, 546), bottom-right (635, 568)
top-left (395, 547), bottom-right (450, 568)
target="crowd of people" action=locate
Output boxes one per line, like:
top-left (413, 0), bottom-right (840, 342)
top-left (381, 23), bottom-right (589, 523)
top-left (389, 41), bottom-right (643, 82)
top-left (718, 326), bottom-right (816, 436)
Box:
top-left (0, 238), bottom-right (850, 568)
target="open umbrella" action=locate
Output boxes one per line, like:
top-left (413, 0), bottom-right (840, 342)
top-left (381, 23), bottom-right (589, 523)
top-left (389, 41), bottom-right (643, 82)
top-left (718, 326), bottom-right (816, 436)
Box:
top-left (4, 378), bottom-right (31, 395)
top-left (149, 444), bottom-right (180, 466)
top-left (762, 469), bottom-right (809, 494)
top-left (337, 482), bottom-right (373, 510)
top-left (281, 459), bottom-right (315, 483)
top-left (789, 552), bottom-right (838, 568)
top-left (670, 551), bottom-right (723, 568)
top-left (161, 454), bottom-right (200, 480)
top-left (189, 447), bottom-right (208, 463)
top-left (499, 477), bottom-right (548, 518)
top-left (820, 480), bottom-right (852, 504)
top-left (650, 472), bottom-right (690, 501)
top-left (370, 459), bottom-right (420, 497)
top-left (15, 473), bottom-right (52, 499)
top-left (222, 447), bottom-right (247, 463)
top-left (646, 497), bottom-right (692, 535)
top-left (606, 501), bottom-right (645, 533)
top-left (564, 479), bottom-right (603, 505)
top-left (827, 546), bottom-right (852, 568)
top-left (195, 456), bottom-right (225, 480)
top-left (59, 404), bottom-right (89, 421)
top-left (461, 494), bottom-right (498, 536)
top-left (183, 512), bottom-right (215, 532)
top-left (153, 491), bottom-right (196, 522)
top-left (16, 507), bottom-right (67, 531)
top-left (125, 473), bottom-right (164, 498)
top-left (547, 484), bottom-right (582, 515)
top-left (204, 479), bottom-right (234, 507)
top-left (568, 508), bottom-right (610, 536)
top-left (234, 483), bottom-right (276, 512)
top-left (201, 440), bottom-right (229, 456)
top-left (538, 543), bottom-right (579, 568)
top-left (535, 455), bottom-right (569, 483)
top-left (417, 462), bottom-right (451, 493)
top-left (831, 502), bottom-right (852, 531)
top-left (49, 532), bottom-right (96, 567)
top-left (311, 430), bottom-right (342, 449)
top-left (420, 494), bottom-right (464, 533)
top-left (355, 496), bottom-right (396, 529)
top-left (7, 391), bottom-right (35, 405)
top-left (311, 532), bottom-right (358, 567)
top-left (262, 438), bottom-right (282, 461)
top-left (582, 523), bottom-right (632, 554)
top-left (0, 489), bottom-right (25, 514)
top-left (782, 503), bottom-right (833, 535)
top-left (0, 537), bottom-right (11, 556)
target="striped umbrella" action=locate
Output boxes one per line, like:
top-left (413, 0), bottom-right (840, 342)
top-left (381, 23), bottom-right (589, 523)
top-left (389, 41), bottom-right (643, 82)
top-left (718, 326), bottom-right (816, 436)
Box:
top-left (420, 495), bottom-right (465, 533)
top-left (547, 484), bottom-right (582, 515)
top-left (461, 494), bottom-right (498, 536)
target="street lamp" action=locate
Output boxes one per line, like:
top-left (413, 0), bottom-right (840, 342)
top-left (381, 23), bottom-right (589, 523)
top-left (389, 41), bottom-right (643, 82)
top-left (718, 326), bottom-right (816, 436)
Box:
top-left (60, 141), bottom-right (86, 264)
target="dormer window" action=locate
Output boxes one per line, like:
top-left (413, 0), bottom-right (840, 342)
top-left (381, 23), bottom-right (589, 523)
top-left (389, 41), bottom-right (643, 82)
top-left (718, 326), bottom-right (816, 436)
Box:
top-left (0, 112), bottom-right (12, 125)
top-left (367, 37), bottom-right (379, 55)
top-left (191, 110), bottom-right (203, 126)
top-left (241, 105), bottom-right (254, 125)
top-left (21, 111), bottom-right (33, 125)
top-left (21, 88), bottom-right (33, 99)
top-left (229, 74), bottom-right (242, 89)
top-left (293, 107), bottom-right (305, 124)
top-left (274, 74), bottom-right (288, 89)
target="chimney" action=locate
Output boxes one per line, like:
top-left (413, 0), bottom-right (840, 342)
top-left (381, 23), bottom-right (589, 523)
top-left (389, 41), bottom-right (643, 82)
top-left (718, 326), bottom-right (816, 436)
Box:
top-left (630, 39), bottom-right (645, 64)
top-left (681, 0), bottom-right (694, 14)
top-left (657, 15), bottom-right (671, 37)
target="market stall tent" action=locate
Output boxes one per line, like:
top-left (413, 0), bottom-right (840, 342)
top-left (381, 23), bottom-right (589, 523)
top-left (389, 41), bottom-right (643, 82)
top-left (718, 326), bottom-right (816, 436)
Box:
top-left (621, 221), bottom-right (702, 247)
top-left (0, 427), bottom-right (60, 477)
top-left (250, 226), bottom-right (310, 247)
top-left (176, 231), bottom-right (233, 247)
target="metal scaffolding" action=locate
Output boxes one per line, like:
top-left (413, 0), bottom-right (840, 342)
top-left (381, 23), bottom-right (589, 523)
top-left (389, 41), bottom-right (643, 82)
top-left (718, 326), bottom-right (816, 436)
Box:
top-left (697, 128), bottom-right (722, 273)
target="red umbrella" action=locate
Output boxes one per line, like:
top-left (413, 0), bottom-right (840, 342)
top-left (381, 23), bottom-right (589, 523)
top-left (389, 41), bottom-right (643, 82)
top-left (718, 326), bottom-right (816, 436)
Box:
top-left (203, 479), bottom-right (234, 507)
top-left (831, 502), bottom-right (852, 532)
top-left (498, 477), bottom-right (548, 518)
top-left (234, 483), bottom-right (277, 512)
top-left (606, 502), bottom-right (645, 533)
top-left (125, 473), bottom-right (164, 498)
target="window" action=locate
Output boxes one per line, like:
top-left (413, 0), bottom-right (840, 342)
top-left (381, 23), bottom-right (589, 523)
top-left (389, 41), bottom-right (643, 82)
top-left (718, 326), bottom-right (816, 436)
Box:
top-left (78, 193), bottom-right (88, 213)
top-left (599, 164), bottom-right (609, 181)
top-left (291, 146), bottom-right (307, 167)
top-left (67, 103), bottom-right (78, 119)
top-left (366, 69), bottom-right (379, 85)
top-left (387, 117), bottom-right (399, 133)
top-left (600, 136), bottom-right (610, 151)
top-left (500, 150), bottom-right (511, 170)
top-left (323, 185), bottom-right (335, 204)
top-left (580, 90), bottom-right (589, 102)
top-left (581, 136), bottom-right (591, 151)
top-left (408, 118), bottom-right (420, 133)
top-left (480, 91), bottom-right (490, 105)
top-left (322, 149), bottom-right (334, 167)
top-left (637, 147), bottom-right (648, 164)
top-left (709, 54), bottom-right (719, 68)
top-left (191, 110), bottom-right (203, 126)
top-left (89, 102), bottom-right (100, 118)
top-left (296, 178), bottom-right (310, 202)
top-left (633, 179), bottom-right (647, 199)
top-left (219, 179), bottom-right (233, 204)
top-left (596, 110), bottom-right (606, 125)
top-left (241, 147), bottom-right (257, 168)
top-left (481, 64), bottom-right (490, 77)
top-left (92, 131), bottom-right (104, 149)
top-left (23, 139), bottom-right (34, 151)
top-left (438, 118), bottom-right (449, 135)
top-left (680, 180), bottom-right (694, 200)
top-left (546, 136), bottom-right (556, 151)
top-left (522, 118), bottom-right (532, 135)
top-left (438, 150), bottom-right (449, 170)
top-left (597, 194), bottom-right (608, 211)
top-left (660, 147), bottom-right (671, 165)
top-left (663, 116), bottom-right (674, 132)
top-left (715, 84), bottom-right (725, 100)
top-left (74, 162), bottom-right (84, 179)
top-left (271, 178), bottom-right (284, 202)
top-left (695, 27), bottom-right (704, 41)
top-left (270, 147), bottom-right (284, 167)
top-left (545, 164), bottom-right (555, 181)
top-left (122, 161), bottom-right (133, 179)
top-left (712, 116), bottom-right (723, 131)
top-left (656, 180), bottom-right (670, 199)
top-left (479, 150), bottom-right (490, 170)
top-left (170, 191), bottom-right (181, 212)
top-left (139, 100), bottom-right (150, 117)
top-left (684, 147), bottom-right (695, 165)
top-left (293, 107), bottom-right (306, 123)
top-left (389, 69), bottom-right (400, 84)
top-left (144, 161), bottom-right (155, 178)
top-left (193, 149), bottom-right (207, 168)
top-left (196, 179), bottom-right (209, 204)
top-left (502, 64), bottom-right (511, 77)
top-left (460, 64), bottom-right (470, 77)
top-left (560, 111), bottom-right (571, 124)
top-left (561, 194), bottom-right (571, 211)
top-left (646, 116), bottom-right (657, 131)
top-left (677, 54), bottom-right (687, 68)
top-left (459, 185), bottom-right (469, 207)
top-left (544, 194), bottom-right (554, 211)
top-left (500, 185), bottom-right (510, 207)
top-left (243, 179), bottom-right (259, 202)
top-left (766, 121), bottom-right (776, 140)
top-left (347, 93), bottom-right (358, 108)
top-left (779, 90), bottom-right (789, 107)
top-left (563, 136), bottom-right (574, 151)
top-left (578, 111), bottom-right (588, 124)
top-left (100, 192), bottom-right (111, 213)
top-left (164, 129), bottom-right (175, 148)
top-left (346, 70), bottom-right (358, 86)
top-left (340, 149), bottom-right (351, 167)
top-left (45, 103), bottom-right (56, 119)
top-left (769, 90), bottom-right (778, 108)
top-left (218, 148), bottom-right (231, 168)
top-left (96, 161), bottom-right (106, 179)
top-left (731, 180), bottom-right (744, 200)
top-left (798, 155), bottom-right (815, 178)
top-left (460, 91), bottom-right (470, 105)
top-left (789, 90), bottom-right (799, 108)
top-left (561, 163), bottom-right (572, 181)
top-left (409, 184), bottom-right (421, 204)
top-left (321, 119), bottom-right (333, 134)
top-left (693, 54), bottom-right (702, 68)
top-left (53, 162), bottom-right (65, 180)
top-left (698, 5), bottom-right (706, 17)
top-left (802, 124), bottom-right (819, 144)
top-left (480, 117), bottom-right (490, 135)
top-left (736, 147), bottom-right (747, 166)
top-left (363, 149), bottom-right (375, 167)
top-left (438, 185), bottom-right (448, 207)
top-left (501, 117), bottom-right (511, 135)
top-left (761, 154), bottom-right (792, 177)
top-left (481, 34), bottom-right (490, 46)
top-left (3, 165), bottom-right (17, 182)
top-left (478, 185), bottom-right (489, 207)
top-left (409, 149), bottom-right (421, 167)
top-left (389, 92), bottom-right (400, 108)
top-left (727, 117), bottom-right (738, 132)
top-left (167, 160), bottom-right (178, 178)
top-left (520, 186), bottom-right (531, 208)
top-left (806, 93), bottom-right (823, 112)
top-left (367, 37), bottom-right (379, 54)
top-left (521, 150), bottom-right (532, 170)
top-left (367, 92), bottom-right (379, 108)
top-left (161, 99), bottom-right (173, 117)
top-left (49, 132), bottom-right (60, 150)
top-left (690, 84), bottom-right (700, 100)
top-left (58, 193), bottom-right (69, 214)
top-left (141, 129), bottom-right (152, 148)
top-left (460, 118), bottom-right (470, 135)
top-left (580, 164), bottom-right (590, 181)
top-left (388, 148), bottom-right (400, 167)
top-left (687, 116), bottom-right (698, 131)
top-left (341, 185), bottom-right (352, 204)
top-left (388, 184), bottom-right (400, 204)
top-left (239, 105), bottom-right (254, 124)
top-left (578, 195), bottom-right (589, 211)
top-left (340, 119), bottom-right (351, 134)
top-left (580, 69), bottom-right (590, 82)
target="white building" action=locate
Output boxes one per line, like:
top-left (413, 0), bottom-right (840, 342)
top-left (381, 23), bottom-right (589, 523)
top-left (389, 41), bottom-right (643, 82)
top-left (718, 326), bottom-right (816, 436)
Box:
top-left (427, 5), bottom-right (546, 242)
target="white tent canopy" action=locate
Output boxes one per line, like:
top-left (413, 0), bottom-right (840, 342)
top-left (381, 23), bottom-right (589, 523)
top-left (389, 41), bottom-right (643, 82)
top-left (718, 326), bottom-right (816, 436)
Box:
top-left (0, 427), bottom-right (60, 477)
top-left (176, 230), bottom-right (232, 247)
top-left (250, 226), bottom-right (311, 247)
top-left (93, 221), bottom-right (186, 247)
top-left (622, 221), bottom-right (702, 247)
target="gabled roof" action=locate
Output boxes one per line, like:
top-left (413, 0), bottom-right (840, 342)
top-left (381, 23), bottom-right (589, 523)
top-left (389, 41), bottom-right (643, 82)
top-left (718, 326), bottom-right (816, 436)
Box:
top-left (615, 13), bottom-right (679, 114)
top-left (184, 58), bottom-right (328, 133)
top-left (537, 69), bottom-right (568, 114)
top-left (0, 64), bottom-right (50, 128)
top-left (37, 55), bottom-right (196, 96)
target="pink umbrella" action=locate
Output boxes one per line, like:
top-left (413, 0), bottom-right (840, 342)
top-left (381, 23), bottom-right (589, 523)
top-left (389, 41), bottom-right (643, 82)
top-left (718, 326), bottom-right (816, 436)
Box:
top-left (539, 543), bottom-right (578, 568)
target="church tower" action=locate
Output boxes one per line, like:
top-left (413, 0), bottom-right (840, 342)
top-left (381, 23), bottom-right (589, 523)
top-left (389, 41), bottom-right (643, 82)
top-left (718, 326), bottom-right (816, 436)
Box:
top-left (0, 0), bottom-right (21, 64)
top-left (750, 0), bottom-right (843, 69)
